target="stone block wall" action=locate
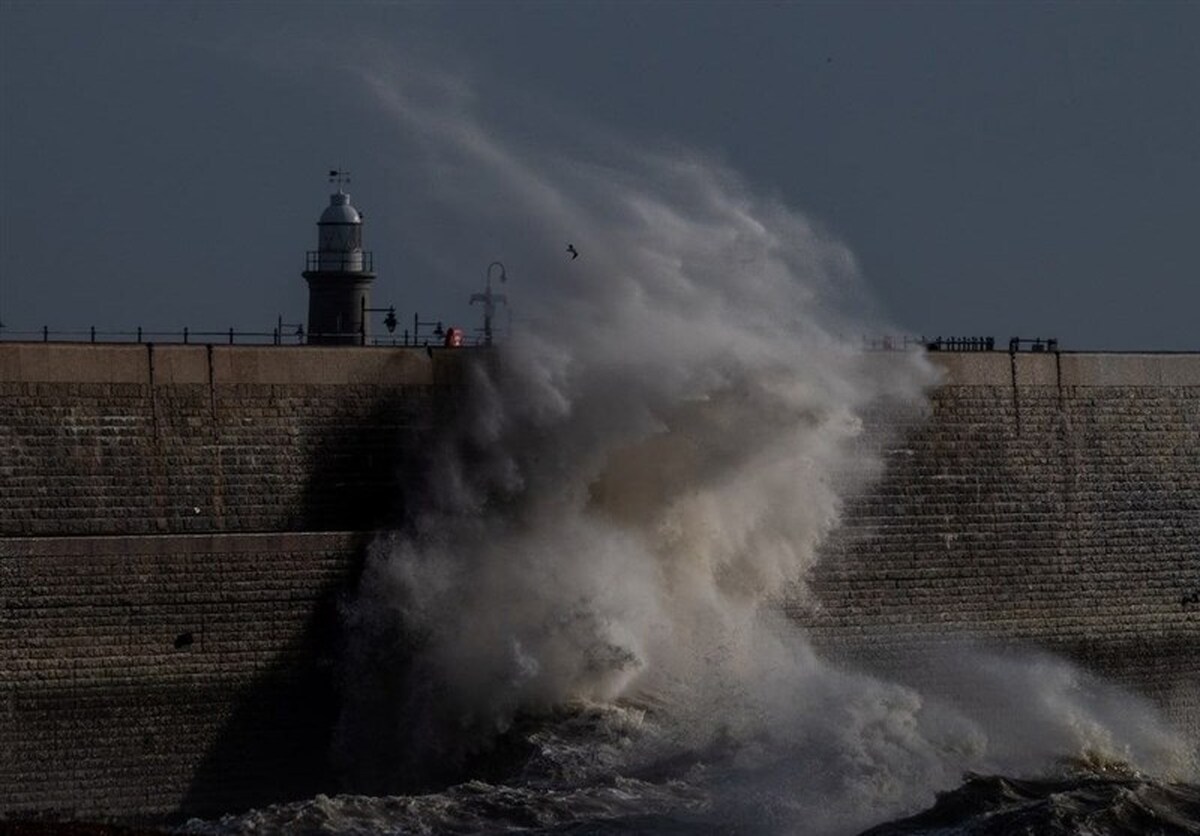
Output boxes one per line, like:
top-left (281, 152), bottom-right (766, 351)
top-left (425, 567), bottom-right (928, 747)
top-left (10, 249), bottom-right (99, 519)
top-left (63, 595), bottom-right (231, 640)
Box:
top-left (1, 533), bottom-right (361, 821)
top-left (0, 344), bottom-right (466, 537)
top-left (797, 352), bottom-right (1200, 737)
top-left (1, 344), bottom-right (1198, 822)
top-left (0, 343), bottom-right (465, 822)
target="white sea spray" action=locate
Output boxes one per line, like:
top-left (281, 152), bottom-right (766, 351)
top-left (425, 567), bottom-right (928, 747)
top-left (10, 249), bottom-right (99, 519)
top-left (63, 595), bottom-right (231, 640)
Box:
top-left (320, 54), bottom-right (1197, 835)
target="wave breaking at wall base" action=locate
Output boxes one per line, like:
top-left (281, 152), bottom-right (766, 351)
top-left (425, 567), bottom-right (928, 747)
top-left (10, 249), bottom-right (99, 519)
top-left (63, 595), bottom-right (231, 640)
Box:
top-left (323, 58), bottom-right (1196, 835)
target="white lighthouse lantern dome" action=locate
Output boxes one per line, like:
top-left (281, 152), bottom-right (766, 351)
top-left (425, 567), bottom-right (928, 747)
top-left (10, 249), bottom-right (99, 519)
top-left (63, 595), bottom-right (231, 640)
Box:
top-left (315, 190), bottom-right (365, 270)
top-left (319, 191), bottom-right (362, 225)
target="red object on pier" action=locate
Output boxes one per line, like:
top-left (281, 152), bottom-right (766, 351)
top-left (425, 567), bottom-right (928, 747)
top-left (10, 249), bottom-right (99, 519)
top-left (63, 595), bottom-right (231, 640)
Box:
top-left (444, 327), bottom-right (465, 347)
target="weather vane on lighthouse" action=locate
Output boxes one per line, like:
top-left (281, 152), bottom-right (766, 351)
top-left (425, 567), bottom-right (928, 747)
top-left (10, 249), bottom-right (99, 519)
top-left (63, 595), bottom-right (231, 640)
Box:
top-left (328, 168), bottom-right (351, 189)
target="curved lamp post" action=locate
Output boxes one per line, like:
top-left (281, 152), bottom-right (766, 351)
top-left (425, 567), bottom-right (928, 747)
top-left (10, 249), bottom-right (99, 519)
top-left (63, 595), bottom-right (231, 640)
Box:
top-left (470, 261), bottom-right (509, 346)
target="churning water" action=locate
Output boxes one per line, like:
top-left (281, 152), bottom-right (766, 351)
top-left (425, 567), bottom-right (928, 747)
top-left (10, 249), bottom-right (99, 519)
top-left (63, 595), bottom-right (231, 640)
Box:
top-left (183, 57), bottom-right (1198, 834)
top-left (180, 717), bottom-right (1199, 834)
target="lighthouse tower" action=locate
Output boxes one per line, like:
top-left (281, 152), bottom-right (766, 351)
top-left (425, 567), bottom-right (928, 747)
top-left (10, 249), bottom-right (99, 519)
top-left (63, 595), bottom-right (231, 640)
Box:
top-left (302, 178), bottom-right (376, 345)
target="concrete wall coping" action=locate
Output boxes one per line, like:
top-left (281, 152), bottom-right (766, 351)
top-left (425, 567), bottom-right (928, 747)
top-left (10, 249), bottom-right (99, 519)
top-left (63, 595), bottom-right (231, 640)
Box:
top-left (2, 342), bottom-right (1198, 387)
top-left (0, 343), bottom-right (463, 385)
top-left (928, 351), bottom-right (1200, 387)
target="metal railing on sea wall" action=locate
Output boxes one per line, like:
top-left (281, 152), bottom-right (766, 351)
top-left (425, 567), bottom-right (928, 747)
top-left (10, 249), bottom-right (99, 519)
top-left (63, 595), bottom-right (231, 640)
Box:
top-left (863, 335), bottom-right (1060, 353)
top-left (0, 325), bottom-right (489, 347)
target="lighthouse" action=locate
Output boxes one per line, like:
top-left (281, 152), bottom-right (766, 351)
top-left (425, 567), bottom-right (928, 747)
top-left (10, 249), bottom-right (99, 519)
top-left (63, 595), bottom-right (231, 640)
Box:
top-left (302, 176), bottom-right (377, 344)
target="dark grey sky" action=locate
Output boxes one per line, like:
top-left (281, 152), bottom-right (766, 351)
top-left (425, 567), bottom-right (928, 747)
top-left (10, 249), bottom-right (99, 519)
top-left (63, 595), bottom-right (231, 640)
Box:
top-left (2, 1), bottom-right (1197, 349)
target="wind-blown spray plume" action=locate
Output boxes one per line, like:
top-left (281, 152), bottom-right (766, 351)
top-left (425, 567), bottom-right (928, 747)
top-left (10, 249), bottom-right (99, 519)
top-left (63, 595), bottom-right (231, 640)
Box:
top-left (332, 62), bottom-right (1194, 832)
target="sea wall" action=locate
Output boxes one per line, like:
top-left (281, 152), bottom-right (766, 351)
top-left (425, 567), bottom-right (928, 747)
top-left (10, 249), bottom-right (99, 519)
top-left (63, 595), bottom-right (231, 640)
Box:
top-left (0, 343), bottom-right (465, 822)
top-left (2, 532), bottom-right (360, 820)
top-left (0, 343), bottom-right (465, 537)
top-left (797, 351), bottom-right (1200, 735)
top-left (1, 344), bottom-right (1198, 822)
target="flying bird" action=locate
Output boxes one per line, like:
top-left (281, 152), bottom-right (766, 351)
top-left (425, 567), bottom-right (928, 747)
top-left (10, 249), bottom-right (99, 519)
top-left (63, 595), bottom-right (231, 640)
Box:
top-left (566, 244), bottom-right (579, 260)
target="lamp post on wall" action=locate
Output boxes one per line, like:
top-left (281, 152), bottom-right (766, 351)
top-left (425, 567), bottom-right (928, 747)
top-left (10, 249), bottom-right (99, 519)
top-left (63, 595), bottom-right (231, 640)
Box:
top-left (275, 315), bottom-right (305, 345)
top-left (359, 299), bottom-right (397, 345)
top-left (411, 314), bottom-right (444, 346)
top-left (470, 261), bottom-right (509, 346)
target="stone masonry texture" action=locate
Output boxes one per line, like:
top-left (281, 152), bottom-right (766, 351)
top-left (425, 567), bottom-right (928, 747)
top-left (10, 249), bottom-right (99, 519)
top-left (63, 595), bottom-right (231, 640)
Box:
top-left (795, 352), bottom-right (1200, 745)
top-left (1, 532), bottom-right (361, 822)
top-left (0, 344), bottom-right (464, 823)
top-left (1, 344), bottom-right (1198, 823)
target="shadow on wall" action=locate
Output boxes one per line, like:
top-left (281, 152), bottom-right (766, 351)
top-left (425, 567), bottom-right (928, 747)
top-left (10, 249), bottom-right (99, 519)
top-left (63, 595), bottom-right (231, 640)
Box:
top-left (325, 364), bottom-right (526, 797)
top-left (174, 553), bottom-right (361, 821)
top-left (177, 392), bottom-right (451, 820)
top-left (297, 390), bottom-right (438, 531)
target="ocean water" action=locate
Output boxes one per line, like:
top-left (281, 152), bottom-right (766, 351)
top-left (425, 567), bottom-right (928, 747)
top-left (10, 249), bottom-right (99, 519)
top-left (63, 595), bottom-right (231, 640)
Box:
top-left (177, 695), bottom-right (1199, 835)
top-left (180, 778), bottom-right (1200, 835)
top-left (179, 776), bottom-right (1200, 835)
top-left (178, 55), bottom-right (1198, 836)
